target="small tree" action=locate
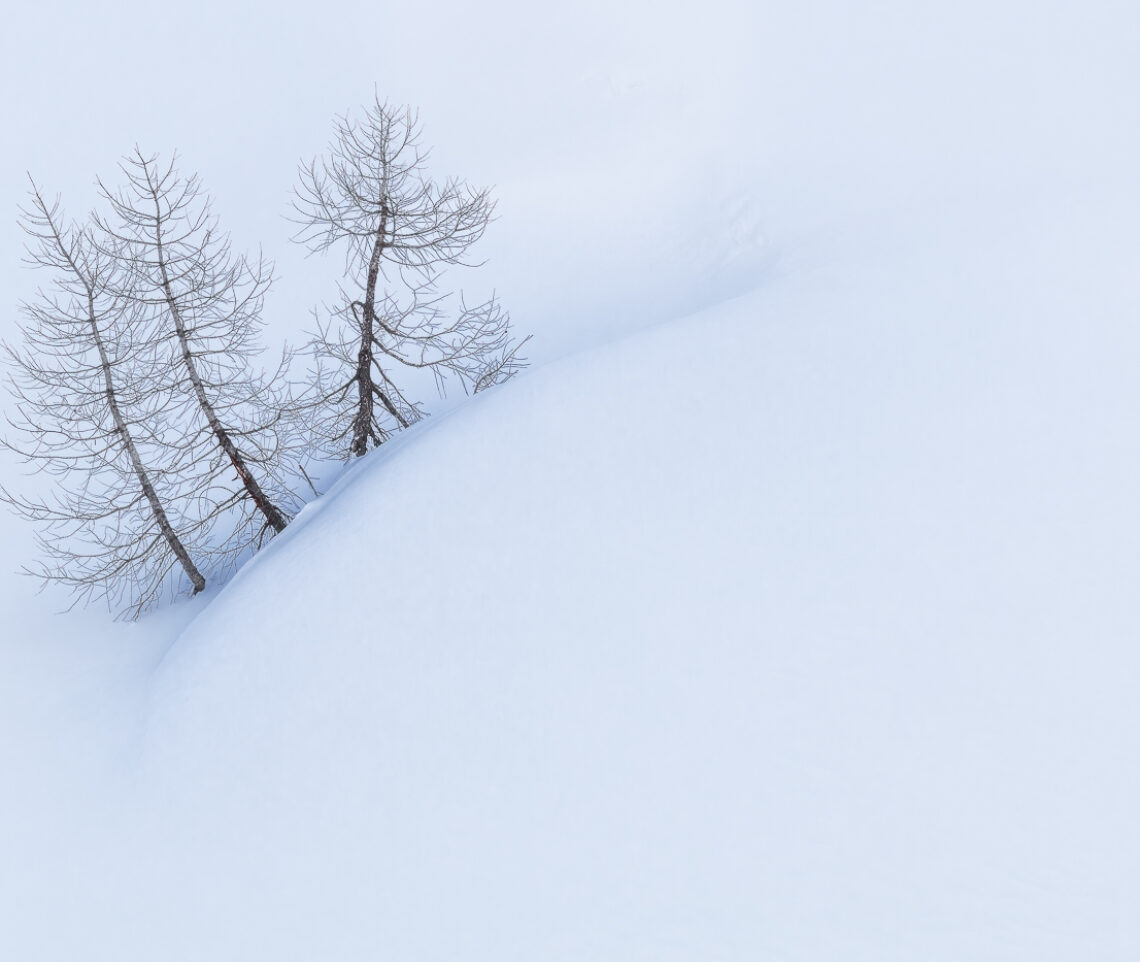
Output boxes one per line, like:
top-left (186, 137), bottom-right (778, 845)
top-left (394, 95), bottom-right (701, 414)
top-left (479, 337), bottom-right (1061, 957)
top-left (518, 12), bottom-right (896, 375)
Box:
top-left (292, 98), bottom-right (529, 457)
top-left (2, 180), bottom-right (208, 615)
top-left (95, 150), bottom-right (300, 543)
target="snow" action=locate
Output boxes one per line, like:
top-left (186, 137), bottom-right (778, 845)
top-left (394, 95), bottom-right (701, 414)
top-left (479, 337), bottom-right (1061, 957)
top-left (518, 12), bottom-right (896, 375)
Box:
top-left (3, 0), bottom-right (1140, 958)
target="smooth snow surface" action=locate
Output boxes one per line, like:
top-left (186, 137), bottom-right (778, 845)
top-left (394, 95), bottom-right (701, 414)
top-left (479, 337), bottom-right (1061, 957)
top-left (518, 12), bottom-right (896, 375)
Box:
top-left (3, 1), bottom-right (1140, 959)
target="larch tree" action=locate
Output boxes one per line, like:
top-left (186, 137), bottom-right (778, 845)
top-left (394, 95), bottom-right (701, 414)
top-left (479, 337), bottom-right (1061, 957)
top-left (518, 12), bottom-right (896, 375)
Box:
top-left (292, 98), bottom-right (530, 457)
top-left (94, 150), bottom-right (300, 548)
top-left (1, 180), bottom-right (208, 615)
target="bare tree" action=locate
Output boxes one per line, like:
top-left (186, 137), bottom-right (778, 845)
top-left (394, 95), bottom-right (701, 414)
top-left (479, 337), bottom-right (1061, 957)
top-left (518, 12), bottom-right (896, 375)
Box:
top-left (95, 150), bottom-right (299, 541)
top-left (1, 180), bottom-right (208, 616)
top-left (292, 98), bottom-right (530, 457)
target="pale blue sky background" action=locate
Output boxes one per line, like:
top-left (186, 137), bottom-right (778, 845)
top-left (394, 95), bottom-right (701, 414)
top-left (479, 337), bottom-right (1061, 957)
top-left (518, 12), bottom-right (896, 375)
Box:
top-left (0, 0), bottom-right (763, 357)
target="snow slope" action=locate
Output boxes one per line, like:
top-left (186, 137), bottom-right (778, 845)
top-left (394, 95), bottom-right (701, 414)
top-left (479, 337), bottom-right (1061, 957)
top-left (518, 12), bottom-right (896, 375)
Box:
top-left (11, 169), bottom-right (1140, 957)
top-left (3, 0), bottom-right (1140, 959)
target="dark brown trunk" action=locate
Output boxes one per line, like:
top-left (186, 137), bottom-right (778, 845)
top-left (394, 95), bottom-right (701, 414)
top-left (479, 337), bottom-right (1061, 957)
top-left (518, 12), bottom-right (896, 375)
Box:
top-left (349, 214), bottom-right (388, 457)
top-left (152, 225), bottom-right (288, 533)
top-left (86, 291), bottom-right (206, 594)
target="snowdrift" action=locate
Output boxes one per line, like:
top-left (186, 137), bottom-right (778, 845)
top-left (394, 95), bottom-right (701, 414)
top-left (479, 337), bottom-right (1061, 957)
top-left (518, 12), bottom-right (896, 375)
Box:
top-left (115, 180), bottom-right (1140, 957)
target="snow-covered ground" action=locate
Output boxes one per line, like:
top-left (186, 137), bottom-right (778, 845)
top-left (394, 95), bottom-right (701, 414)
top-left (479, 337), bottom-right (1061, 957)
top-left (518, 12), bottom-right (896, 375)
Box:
top-left (3, 1), bottom-right (1140, 958)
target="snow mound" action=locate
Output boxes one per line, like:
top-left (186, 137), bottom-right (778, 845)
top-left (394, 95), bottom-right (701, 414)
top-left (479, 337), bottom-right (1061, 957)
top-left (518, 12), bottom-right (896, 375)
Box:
top-left (123, 174), bottom-right (1140, 957)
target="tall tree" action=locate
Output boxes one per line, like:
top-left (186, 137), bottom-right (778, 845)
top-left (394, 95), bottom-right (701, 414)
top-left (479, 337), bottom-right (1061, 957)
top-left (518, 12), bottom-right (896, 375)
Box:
top-left (2, 180), bottom-right (207, 616)
top-left (292, 98), bottom-right (529, 457)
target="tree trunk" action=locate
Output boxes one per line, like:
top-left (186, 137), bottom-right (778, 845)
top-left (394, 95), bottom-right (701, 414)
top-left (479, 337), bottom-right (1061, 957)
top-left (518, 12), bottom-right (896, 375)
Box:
top-left (350, 214), bottom-right (388, 457)
top-left (86, 291), bottom-right (206, 595)
top-left (152, 227), bottom-right (289, 533)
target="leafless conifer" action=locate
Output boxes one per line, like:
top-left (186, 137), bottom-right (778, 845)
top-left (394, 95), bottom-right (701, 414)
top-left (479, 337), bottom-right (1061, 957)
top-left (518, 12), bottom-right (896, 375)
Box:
top-left (95, 150), bottom-right (299, 541)
top-left (292, 98), bottom-right (530, 457)
top-left (1, 180), bottom-right (207, 616)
